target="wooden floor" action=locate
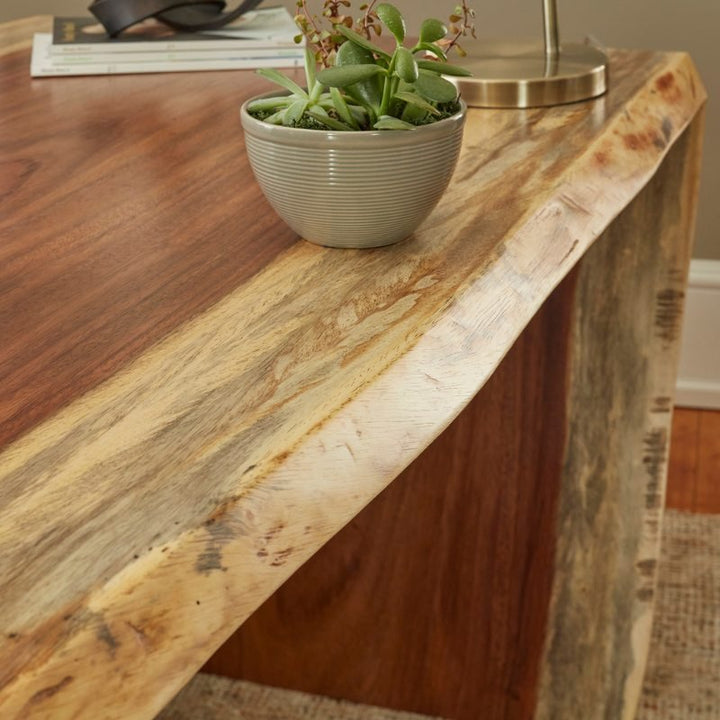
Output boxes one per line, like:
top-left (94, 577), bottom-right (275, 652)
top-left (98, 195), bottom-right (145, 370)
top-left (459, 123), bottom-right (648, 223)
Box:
top-left (667, 408), bottom-right (720, 513)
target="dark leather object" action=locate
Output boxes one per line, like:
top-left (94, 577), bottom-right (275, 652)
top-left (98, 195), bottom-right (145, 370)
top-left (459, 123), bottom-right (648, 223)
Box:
top-left (88, 0), bottom-right (265, 37)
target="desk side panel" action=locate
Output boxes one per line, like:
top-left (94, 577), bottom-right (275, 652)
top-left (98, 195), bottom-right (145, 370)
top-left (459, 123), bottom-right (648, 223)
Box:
top-left (537, 108), bottom-right (705, 720)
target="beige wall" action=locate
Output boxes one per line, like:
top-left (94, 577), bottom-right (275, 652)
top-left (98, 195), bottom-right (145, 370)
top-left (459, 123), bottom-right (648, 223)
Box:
top-left (4, 0), bottom-right (717, 259)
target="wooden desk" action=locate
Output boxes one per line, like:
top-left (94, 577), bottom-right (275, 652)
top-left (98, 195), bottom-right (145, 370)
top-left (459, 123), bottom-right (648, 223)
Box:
top-left (0, 17), bottom-right (706, 720)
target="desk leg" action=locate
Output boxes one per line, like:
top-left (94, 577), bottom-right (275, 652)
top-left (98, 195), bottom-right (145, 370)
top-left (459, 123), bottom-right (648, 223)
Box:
top-left (205, 114), bottom-right (704, 720)
top-left (535, 110), bottom-right (703, 720)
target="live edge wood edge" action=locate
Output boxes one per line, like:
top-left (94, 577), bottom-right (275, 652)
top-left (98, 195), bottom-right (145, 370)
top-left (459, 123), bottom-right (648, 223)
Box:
top-left (204, 112), bottom-right (706, 720)
top-left (0, 31), bottom-right (706, 720)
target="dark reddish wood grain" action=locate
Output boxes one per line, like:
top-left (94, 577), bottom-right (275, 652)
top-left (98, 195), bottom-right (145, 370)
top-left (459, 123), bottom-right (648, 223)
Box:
top-left (667, 408), bottom-right (720, 513)
top-left (203, 269), bottom-right (577, 720)
top-left (0, 49), bottom-right (302, 451)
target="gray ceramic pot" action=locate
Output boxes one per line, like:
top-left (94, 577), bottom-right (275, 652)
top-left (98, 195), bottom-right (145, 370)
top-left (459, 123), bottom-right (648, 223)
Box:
top-left (240, 96), bottom-right (466, 249)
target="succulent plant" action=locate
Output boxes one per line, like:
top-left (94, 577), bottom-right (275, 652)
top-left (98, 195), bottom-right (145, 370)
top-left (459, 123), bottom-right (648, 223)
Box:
top-left (247, 2), bottom-right (475, 131)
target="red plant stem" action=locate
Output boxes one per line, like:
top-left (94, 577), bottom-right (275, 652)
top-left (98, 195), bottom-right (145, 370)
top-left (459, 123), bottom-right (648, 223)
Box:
top-left (299, 0), bottom-right (332, 64)
top-left (360, 0), bottom-right (379, 39)
top-left (445, 0), bottom-right (475, 53)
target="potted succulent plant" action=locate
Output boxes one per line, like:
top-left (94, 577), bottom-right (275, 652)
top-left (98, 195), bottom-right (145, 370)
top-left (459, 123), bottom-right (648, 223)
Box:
top-left (240, 1), bottom-right (475, 248)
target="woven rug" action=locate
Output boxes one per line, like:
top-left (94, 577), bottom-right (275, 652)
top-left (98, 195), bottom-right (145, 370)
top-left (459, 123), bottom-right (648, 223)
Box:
top-left (636, 509), bottom-right (720, 719)
top-left (159, 509), bottom-right (720, 720)
top-left (157, 675), bottom-right (442, 720)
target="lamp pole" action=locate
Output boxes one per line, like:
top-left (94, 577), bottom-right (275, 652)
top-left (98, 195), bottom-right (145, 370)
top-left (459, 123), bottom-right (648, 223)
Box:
top-left (543, 0), bottom-right (560, 59)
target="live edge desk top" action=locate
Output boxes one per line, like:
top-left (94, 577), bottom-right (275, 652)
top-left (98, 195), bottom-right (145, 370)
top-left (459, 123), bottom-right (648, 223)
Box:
top-left (0, 17), bottom-right (707, 720)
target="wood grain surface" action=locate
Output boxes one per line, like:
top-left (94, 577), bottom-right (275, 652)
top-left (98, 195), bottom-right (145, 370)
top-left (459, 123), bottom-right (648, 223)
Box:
top-left (0, 20), bottom-right (707, 720)
top-left (204, 112), bottom-right (704, 720)
top-left (537, 108), bottom-right (704, 720)
top-left (667, 408), bottom-right (720, 513)
top-left (0, 15), bottom-right (47, 54)
top-left (689, 410), bottom-right (720, 512)
top-left (0, 17), bottom-right (298, 452)
top-left (205, 270), bottom-right (577, 720)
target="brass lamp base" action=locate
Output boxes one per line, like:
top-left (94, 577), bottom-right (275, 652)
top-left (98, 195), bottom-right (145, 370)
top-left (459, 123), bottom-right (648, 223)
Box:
top-left (451, 40), bottom-right (609, 108)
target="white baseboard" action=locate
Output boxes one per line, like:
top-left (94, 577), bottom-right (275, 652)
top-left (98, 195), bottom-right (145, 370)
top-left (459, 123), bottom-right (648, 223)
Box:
top-left (675, 259), bottom-right (720, 410)
top-left (675, 378), bottom-right (720, 408)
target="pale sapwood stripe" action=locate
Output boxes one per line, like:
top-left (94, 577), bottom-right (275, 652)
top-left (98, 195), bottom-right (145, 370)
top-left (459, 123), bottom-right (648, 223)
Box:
top-left (536, 109), bottom-right (705, 720)
top-left (0, 16), bottom-right (50, 56)
top-left (0, 52), bottom-right (706, 719)
top-left (620, 110), bottom-right (705, 718)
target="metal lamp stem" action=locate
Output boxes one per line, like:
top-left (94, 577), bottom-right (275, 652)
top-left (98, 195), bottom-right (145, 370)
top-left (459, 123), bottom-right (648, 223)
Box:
top-left (543, 0), bottom-right (560, 59)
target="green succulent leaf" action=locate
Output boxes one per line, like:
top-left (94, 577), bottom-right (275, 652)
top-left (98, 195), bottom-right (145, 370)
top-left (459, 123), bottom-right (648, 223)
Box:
top-left (416, 59), bottom-right (473, 77)
top-left (330, 87), bottom-right (359, 129)
top-left (309, 80), bottom-right (324, 103)
top-left (306, 109), bottom-right (354, 131)
top-left (336, 38), bottom-right (383, 113)
top-left (376, 3), bottom-right (405, 44)
top-left (413, 41), bottom-right (448, 61)
top-left (415, 69), bottom-right (458, 103)
top-left (419, 18), bottom-right (447, 43)
top-left (394, 47), bottom-right (419, 83)
top-left (247, 96), bottom-right (293, 112)
top-left (393, 90), bottom-right (440, 116)
top-left (336, 38), bottom-right (376, 66)
top-left (336, 25), bottom-right (392, 61)
top-left (263, 109), bottom-right (287, 125)
top-left (374, 115), bottom-right (416, 130)
top-left (303, 47), bottom-right (317, 92)
top-left (285, 98), bottom-right (309, 124)
top-left (256, 68), bottom-right (308, 98)
top-left (349, 104), bottom-right (369, 126)
top-left (317, 63), bottom-right (386, 88)
top-left (400, 101), bottom-right (425, 123)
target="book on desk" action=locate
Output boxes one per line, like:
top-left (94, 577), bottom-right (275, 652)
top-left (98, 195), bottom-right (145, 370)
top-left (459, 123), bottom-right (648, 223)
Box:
top-left (30, 6), bottom-right (304, 77)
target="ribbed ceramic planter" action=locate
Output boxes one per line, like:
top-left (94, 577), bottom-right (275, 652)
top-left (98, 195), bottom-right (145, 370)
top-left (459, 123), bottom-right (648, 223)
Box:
top-left (240, 96), bottom-right (466, 249)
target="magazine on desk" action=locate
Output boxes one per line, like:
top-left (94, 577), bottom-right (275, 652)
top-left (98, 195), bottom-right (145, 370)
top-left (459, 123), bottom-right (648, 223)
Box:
top-left (30, 6), bottom-right (304, 77)
top-left (30, 35), bottom-right (304, 76)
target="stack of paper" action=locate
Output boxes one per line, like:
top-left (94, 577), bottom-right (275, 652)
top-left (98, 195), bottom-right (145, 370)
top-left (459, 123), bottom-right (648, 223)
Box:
top-left (31, 6), bottom-right (304, 77)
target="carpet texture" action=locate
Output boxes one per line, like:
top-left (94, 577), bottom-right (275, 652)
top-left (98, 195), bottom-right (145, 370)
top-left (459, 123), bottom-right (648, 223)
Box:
top-left (636, 509), bottom-right (720, 719)
top-left (159, 509), bottom-right (720, 719)
top-left (157, 676), bottom-right (443, 720)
